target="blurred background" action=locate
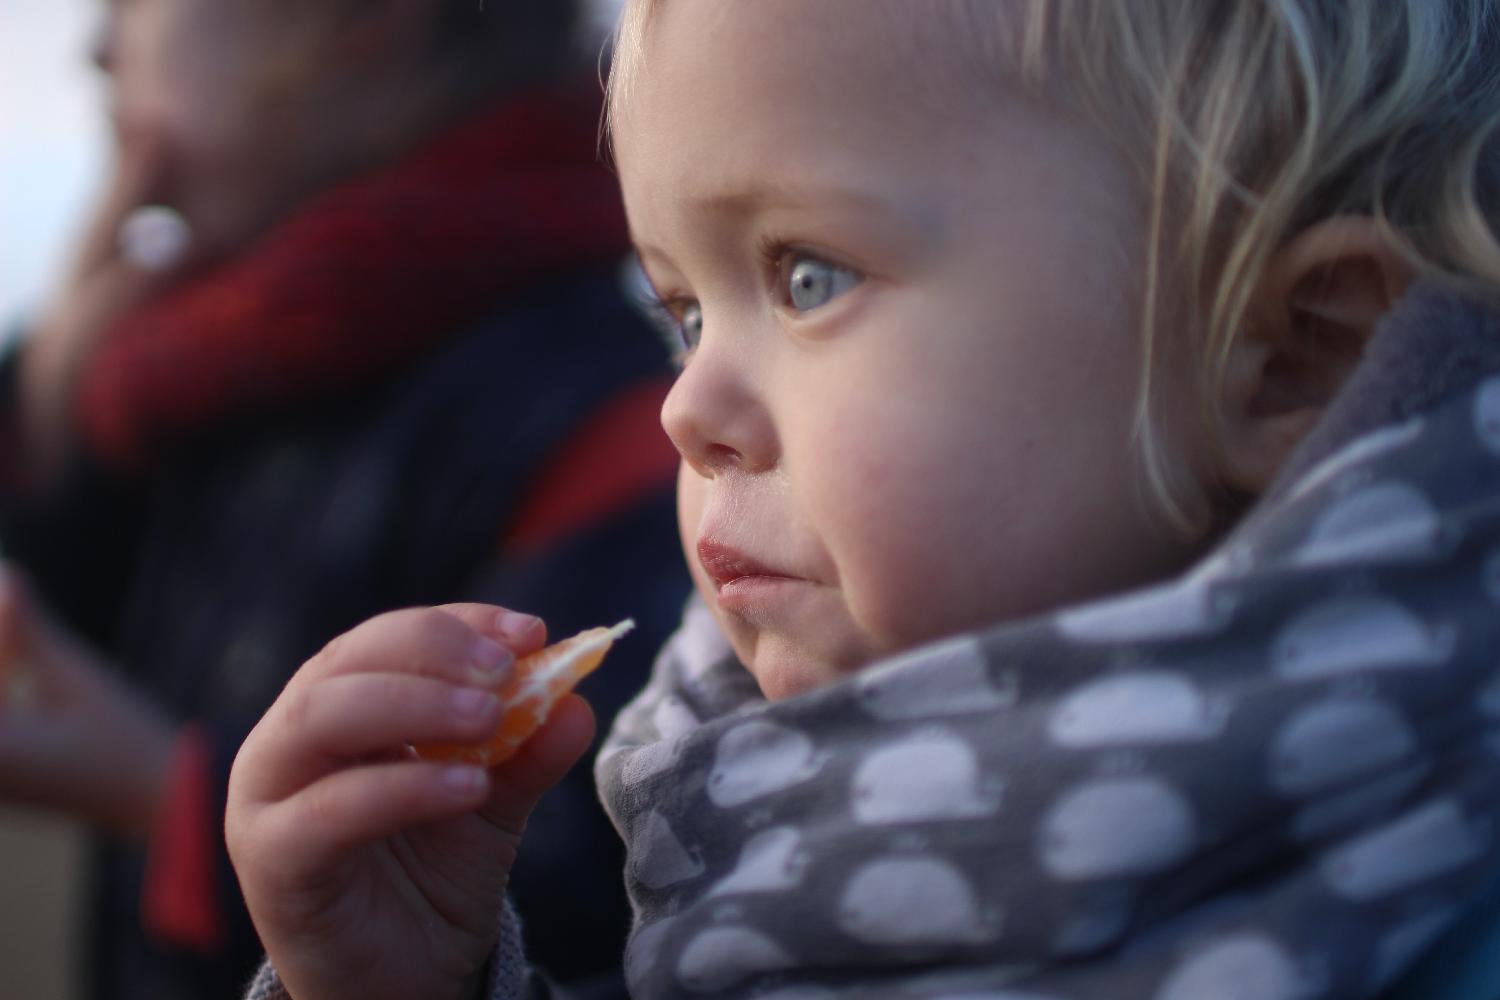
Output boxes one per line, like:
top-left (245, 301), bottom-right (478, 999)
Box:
top-left (2, 3), bottom-right (632, 999)
top-left (1, 1), bottom-right (107, 332)
top-left (2, 5), bottom-right (101, 996)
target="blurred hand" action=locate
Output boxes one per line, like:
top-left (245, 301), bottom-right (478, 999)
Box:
top-left (226, 605), bottom-right (595, 1000)
top-left (0, 567), bottom-right (176, 839)
top-left (18, 130), bottom-right (185, 483)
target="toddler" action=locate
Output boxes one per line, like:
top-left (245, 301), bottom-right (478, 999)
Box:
top-left (228, 1), bottom-right (1500, 997)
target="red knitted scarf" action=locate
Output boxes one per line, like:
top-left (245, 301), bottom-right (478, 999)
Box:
top-left (76, 85), bottom-right (629, 472)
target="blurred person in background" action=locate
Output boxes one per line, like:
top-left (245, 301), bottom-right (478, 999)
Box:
top-left (0, 1), bottom-right (687, 997)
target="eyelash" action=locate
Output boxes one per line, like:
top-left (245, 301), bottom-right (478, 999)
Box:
top-left (639, 238), bottom-right (856, 367)
top-left (641, 291), bottom-right (696, 368)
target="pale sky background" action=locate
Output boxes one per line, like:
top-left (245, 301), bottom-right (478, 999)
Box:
top-left (0, 0), bottom-right (108, 330)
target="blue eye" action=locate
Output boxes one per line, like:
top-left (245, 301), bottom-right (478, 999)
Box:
top-left (641, 292), bottom-right (702, 365)
top-left (655, 300), bottom-right (702, 364)
top-left (784, 255), bottom-right (860, 313)
top-left (676, 302), bottom-right (704, 353)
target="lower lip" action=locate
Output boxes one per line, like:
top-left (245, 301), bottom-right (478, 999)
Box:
top-left (716, 575), bottom-right (803, 614)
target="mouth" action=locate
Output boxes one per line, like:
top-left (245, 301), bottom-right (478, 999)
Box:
top-left (696, 539), bottom-right (796, 589)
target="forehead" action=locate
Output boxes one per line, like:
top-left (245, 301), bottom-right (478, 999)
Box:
top-left (611, 1), bottom-right (997, 206)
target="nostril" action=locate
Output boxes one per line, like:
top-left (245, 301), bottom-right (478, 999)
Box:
top-left (704, 443), bottom-right (743, 469)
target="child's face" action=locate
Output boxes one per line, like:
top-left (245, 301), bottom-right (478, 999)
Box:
top-left (615, 1), bottom-right (1208, 699)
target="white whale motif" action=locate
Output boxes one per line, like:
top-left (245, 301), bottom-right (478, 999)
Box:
top-left (837, 855), bottom-right (995, 945)
top-left (707, 721), bottom-right (823, 808)
top-left (618, 734), bottom-right (688, 788)
top-left (707, 827), bottom-right (809, 897)
top-left (854, 635), bottom-right (1016, 720)
top-left (1271, 596), bottom-right (1454, 680)
top-left (631, 810), bottom-right (706, 889)
top-left (1290, 481), bottom-right (1443, 568)
top-left (1040, 776), bottom-right (1196, 880)
top-left (1055, 568), bottom-right (1235, 644)
top-left (675, 926), bottom-right (795, 994)
top-left (1049, 671), bottom-right (1227, 747)
top-left (1269, 698), bottom-right (1417, 797)
top-left (852, 732), bottom-right (1002, 825)
top-left (651, 694), bottom-right (700, 741)
top-left (1155, 934), bottom-right (1311, 1000)
top-left (1292, 762), bottom-right (1430, 842)
top-left (1320, 799), bottom-right (1488, 900)
top-left (1288, 417), bottom-right (1425, 500)
top-left (1474, 375), bottom-right (1500, 454)
top-left (1367, 907), bottom-right (1459, 992)
top-left (625, 915), bottom-right (677, 994)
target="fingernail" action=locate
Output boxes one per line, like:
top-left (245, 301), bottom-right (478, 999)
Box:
top-left (451, 688), bottom-right (499, 720)
top-left (441, 765), bottom-right (487, 794)
top-left (494, 610), bottom-right (541, 641)
top-left (469, 638), bottom-right (512, 682)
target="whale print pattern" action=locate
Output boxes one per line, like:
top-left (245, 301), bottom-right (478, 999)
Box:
top-left (1048, 671), bottom-right (1227, 747)
top-left (1270, 596), bottom-right (1454, 679)
top-left (1054, 564), bottom-right (1236, 644)
top-left (594, 294), bottom-right (1500, 1000)
top-left (1040, 776), bottom-right (1196, 880)
top-left (1268, 697), bottom-right (1417, 796)
top-left (854, 634), bottom-right (1016, 719)
top-left (1154, 934), bottom-right (1311, 1000)
top-left (1289, 480), bottom-right (1444, 568)
top-left (851, 730), bottom-right (1002, 825)
top-left (707, 720), bottom-right (823, 808)
top-left (837, 855), bottom-right (996, 945)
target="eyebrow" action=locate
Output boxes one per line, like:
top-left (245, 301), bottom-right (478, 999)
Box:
top-left (630, 176), bottom-right (938, 268)
top-left (679, 177), bottom-right (901, 218)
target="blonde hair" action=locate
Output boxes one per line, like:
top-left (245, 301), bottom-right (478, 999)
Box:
top-left (607, 0), bottom-right (1500, 531)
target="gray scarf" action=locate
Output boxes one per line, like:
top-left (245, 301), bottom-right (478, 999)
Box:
top-left (597, 285), bottom-right (1500, 999)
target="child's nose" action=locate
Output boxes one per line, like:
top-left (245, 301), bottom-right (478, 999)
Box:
top-left (660, 347), bottom-right (775, 478)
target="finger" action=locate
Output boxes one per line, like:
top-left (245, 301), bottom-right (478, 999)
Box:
top-left (432, 603), bottom-right (548, 655)
top-left (481, 694), bottom-right (596, 831)
top-left (300, 607), bottom-right (517, 689)
top-left (250, 760), bottom-right (492, 876)
top-left (281, 672), bottom-right (505, 767)
top-left (76, 132), bottom-right (173, 272)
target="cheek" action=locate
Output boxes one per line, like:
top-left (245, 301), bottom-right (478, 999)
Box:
top-left (675, 464), bottom-right (714, 598)
top-left (122, 5), bottom-right (263, 149)
top-left (794, 398), bottom-right (996, 648)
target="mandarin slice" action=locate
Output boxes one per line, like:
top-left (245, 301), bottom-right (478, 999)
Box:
top-left (414, 619), bottom-right (634, 767)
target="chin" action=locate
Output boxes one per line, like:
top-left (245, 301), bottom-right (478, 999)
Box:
top-left (744, 637), bottom-right (874, 701)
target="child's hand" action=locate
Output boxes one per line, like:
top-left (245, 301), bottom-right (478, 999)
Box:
top-left (226, 605), bottom-right (595, 1000)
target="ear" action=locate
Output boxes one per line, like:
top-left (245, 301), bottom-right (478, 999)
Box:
top-left (1216, 216), bottom-right (1415, 495)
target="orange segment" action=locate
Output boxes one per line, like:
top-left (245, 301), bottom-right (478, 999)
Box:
top-left (414, 619), bottom-right (634, 767)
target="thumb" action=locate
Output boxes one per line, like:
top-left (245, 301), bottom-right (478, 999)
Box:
top-left (480, 694), bottom-right (596, 832)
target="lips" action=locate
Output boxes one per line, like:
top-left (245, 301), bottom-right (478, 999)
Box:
top-left (697, 539), bottom-right (795, 590)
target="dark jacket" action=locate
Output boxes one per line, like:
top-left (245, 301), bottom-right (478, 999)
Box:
top-left (0, 265), bottom-right (690, 1000)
